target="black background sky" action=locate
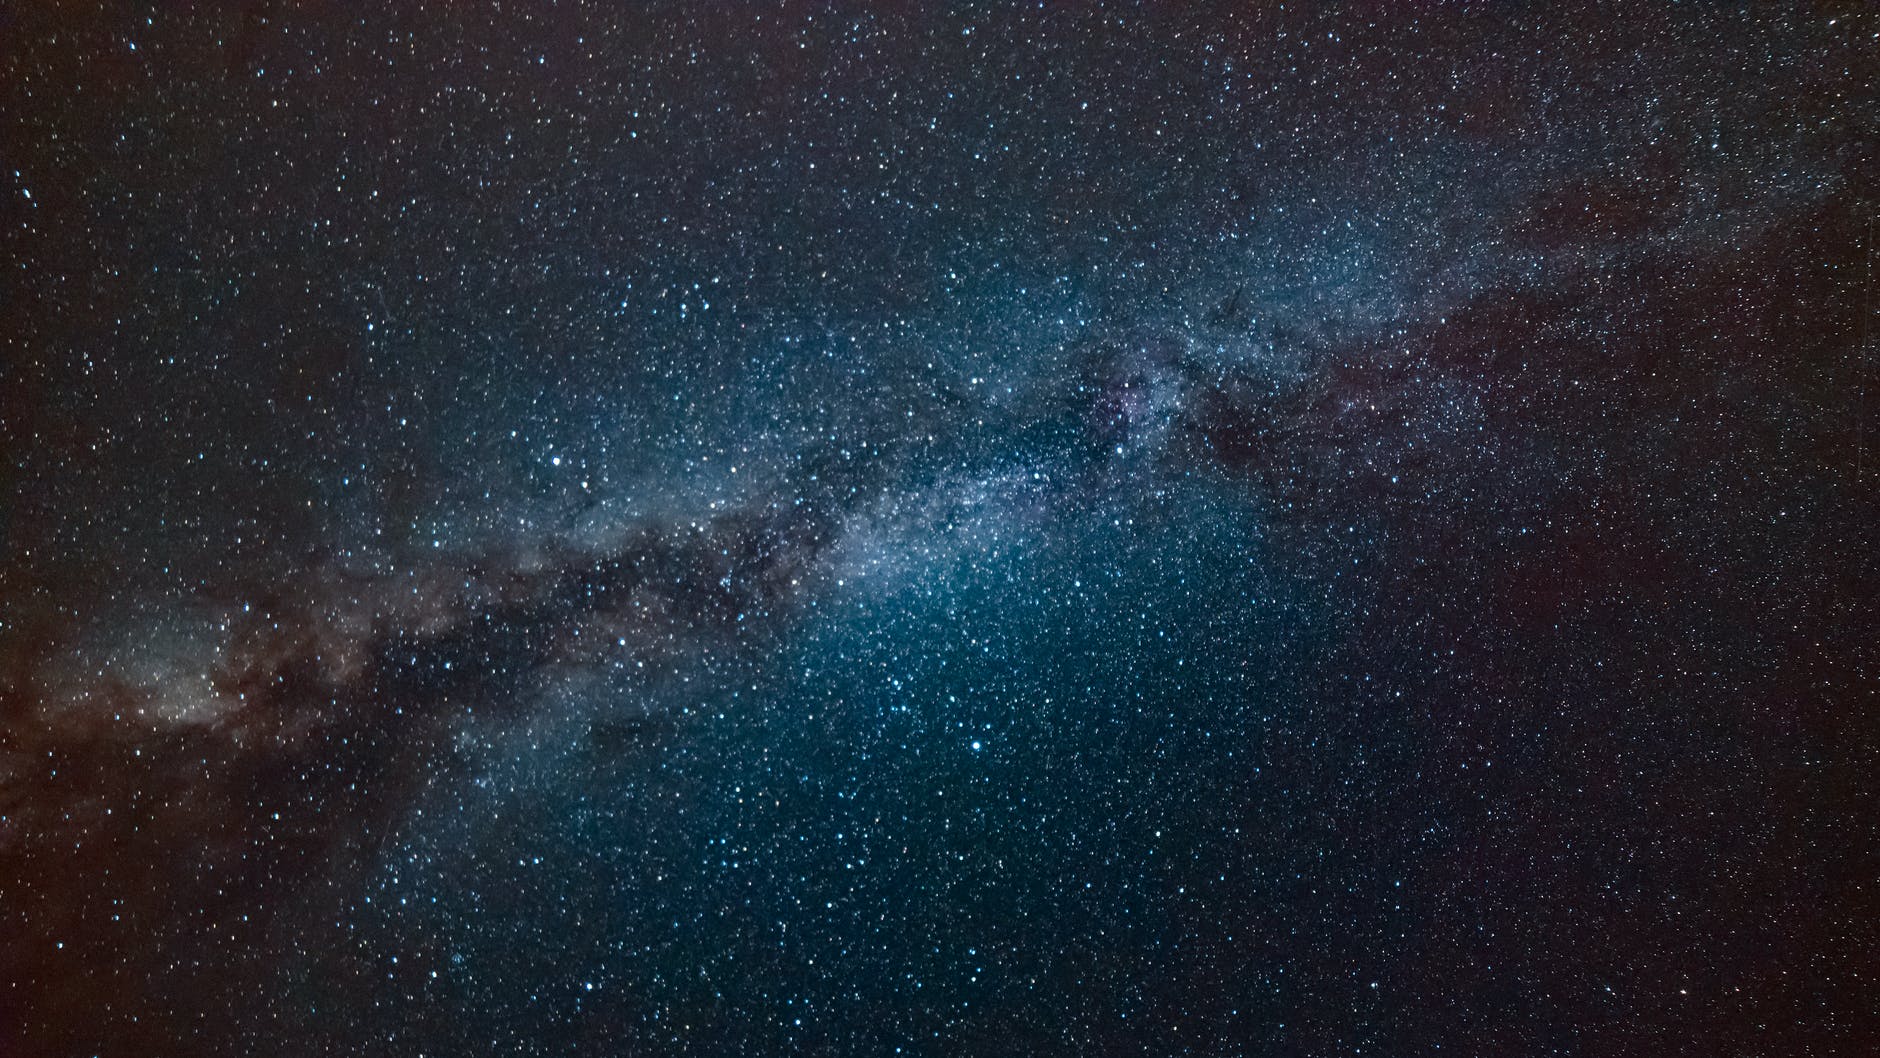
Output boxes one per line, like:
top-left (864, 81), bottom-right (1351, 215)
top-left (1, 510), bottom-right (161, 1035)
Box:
top-left (2, 3), bottom-right (1876, 1056)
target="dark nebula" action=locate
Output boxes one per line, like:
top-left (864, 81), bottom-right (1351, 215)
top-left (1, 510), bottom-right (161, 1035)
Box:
top-left (2, 3), bottom-right (1875, 1056)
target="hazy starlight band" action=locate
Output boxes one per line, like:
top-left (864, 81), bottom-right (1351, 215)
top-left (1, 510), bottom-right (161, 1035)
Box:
top-left (2, 4), bottom-right (1871, 1055)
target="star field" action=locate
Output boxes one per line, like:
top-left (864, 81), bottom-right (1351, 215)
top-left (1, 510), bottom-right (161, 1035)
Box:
top-left (2, 3), bottom-right (1876, 1056)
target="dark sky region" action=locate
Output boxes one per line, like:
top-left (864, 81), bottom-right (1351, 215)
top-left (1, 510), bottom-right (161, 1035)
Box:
top-left (2, 3), bottom-right (1876, 1056)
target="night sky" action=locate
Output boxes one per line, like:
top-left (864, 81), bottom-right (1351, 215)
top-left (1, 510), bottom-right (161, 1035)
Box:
top-left (3, 3), bottom-right (1876, 1055)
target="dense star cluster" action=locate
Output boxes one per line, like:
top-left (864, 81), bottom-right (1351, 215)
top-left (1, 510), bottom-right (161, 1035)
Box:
top-left (3, 3), bottom-right (1875, 1055)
